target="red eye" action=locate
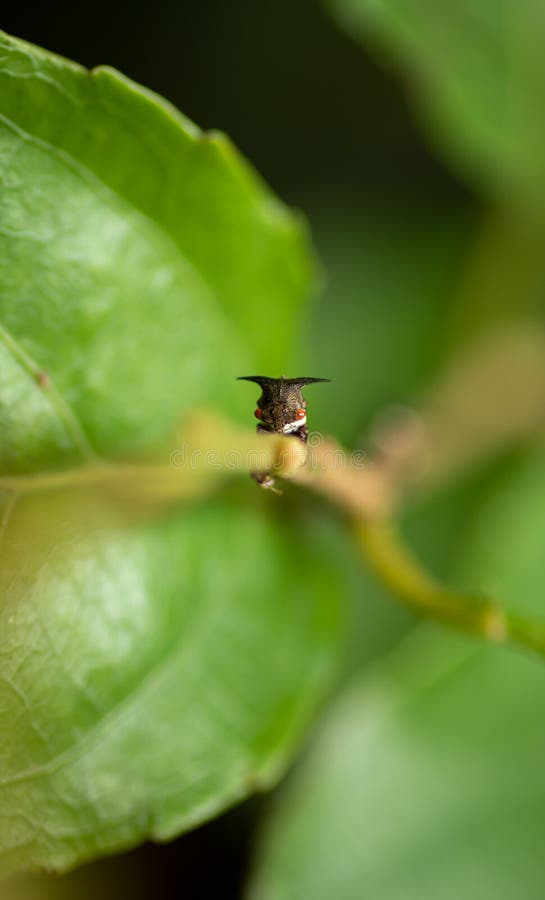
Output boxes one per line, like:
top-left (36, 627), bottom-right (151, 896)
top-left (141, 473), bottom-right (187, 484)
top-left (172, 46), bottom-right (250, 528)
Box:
top-left (295, 408), bottom-right (306, 419)
top-left (254, 408), bottom-right (263, 419)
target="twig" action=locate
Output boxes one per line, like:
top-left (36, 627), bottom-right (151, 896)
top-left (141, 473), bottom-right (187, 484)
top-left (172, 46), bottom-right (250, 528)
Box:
top-left (355, 518), bottom-right (545, 660)
top-left (2, 390), bottom-right (545, 662)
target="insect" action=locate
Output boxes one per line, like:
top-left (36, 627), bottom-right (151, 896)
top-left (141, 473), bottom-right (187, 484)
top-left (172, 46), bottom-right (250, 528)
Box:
top-left (238, 375), bottom-right (330, 488)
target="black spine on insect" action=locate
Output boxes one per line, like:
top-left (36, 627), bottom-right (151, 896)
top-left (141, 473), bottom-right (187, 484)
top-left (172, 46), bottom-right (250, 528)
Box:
top-left (237, 375), bottom-right (330, 488)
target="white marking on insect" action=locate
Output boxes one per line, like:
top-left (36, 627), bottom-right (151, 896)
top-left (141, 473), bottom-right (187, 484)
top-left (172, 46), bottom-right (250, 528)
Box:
top-left (283, 415), bottom-right (307, 433)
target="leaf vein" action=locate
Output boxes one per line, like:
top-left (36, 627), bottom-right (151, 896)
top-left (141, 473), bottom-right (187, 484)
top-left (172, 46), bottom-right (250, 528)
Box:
top-left (0, 321), bottom-right (96, 461)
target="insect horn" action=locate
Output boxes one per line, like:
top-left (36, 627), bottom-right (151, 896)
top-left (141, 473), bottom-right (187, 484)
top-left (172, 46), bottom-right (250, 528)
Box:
top-left (283, 377), bottom-right (330, 386)
top-left (237, 376), bottom-right (330, 386)
top-left (237, 376), bottom-right (279, 386)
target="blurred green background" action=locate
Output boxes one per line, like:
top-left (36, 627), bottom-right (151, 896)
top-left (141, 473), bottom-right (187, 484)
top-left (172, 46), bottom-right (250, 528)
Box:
top-left (3, 0), bottom-right (545, 897)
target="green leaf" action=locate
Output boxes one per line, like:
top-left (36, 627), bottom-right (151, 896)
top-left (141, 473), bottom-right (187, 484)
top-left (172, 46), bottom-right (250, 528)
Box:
top-left (0, 33), bottom-right (342, 875)
top-left (0, 483), bottom-right (345, 875)
top-left (250, 633), bottom-right (545, 900)
top-left (0, 30), bottom-right (313, 472)
top-left (249, 452), bottom-right (545, 900)
top-left (328, 0), bottom-right (545, 208)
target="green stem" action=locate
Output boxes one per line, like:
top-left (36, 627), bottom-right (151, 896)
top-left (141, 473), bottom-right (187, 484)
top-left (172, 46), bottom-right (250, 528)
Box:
top-left (356, 519), bottom-right (545, 658)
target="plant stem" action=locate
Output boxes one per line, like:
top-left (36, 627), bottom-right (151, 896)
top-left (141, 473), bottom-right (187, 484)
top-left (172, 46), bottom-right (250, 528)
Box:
top-left (356, 518), bottom-right (545, 659)
top-left (4, 405), bottom-right (545, 664)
